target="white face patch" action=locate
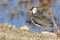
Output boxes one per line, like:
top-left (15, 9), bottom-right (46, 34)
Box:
top-left (32, 7), bottom-right (37, 14)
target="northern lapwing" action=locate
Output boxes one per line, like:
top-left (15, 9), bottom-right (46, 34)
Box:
top-left (30, 7), bottom-right (54, 31)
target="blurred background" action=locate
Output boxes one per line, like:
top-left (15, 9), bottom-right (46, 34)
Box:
top-left (0, 0), bottom-right (60, 32)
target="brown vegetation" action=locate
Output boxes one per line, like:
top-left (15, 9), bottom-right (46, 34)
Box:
top-left (0, 23), bottom-right (59, 40)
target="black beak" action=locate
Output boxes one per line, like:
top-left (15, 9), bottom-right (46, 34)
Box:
top-left (30, 7), bottom-right (34, 11)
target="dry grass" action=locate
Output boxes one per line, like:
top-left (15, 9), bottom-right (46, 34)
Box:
top-left (0, 23), bottom-right (60, 40)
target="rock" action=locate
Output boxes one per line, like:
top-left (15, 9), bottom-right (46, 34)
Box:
top-left (20, 25), bottom-right (30, 31)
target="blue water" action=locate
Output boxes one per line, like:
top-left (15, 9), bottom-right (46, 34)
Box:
top-left (0, 0), bottom-right (60, 32)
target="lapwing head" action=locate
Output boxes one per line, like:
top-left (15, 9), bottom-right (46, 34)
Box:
top-left (30, 7), bottom-right (37, 14)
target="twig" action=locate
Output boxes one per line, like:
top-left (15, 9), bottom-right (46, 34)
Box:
top-left (51, 13), bottom-right (58, 32)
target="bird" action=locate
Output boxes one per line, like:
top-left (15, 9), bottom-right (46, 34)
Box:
top-left (30, 7), bottom-right (53, 27)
